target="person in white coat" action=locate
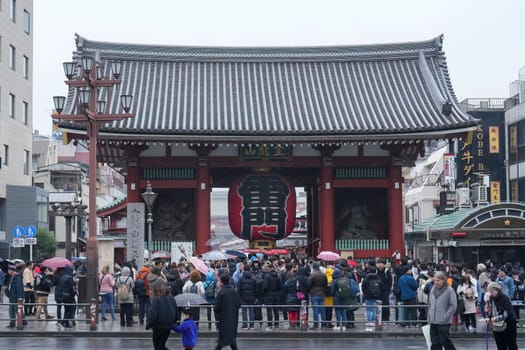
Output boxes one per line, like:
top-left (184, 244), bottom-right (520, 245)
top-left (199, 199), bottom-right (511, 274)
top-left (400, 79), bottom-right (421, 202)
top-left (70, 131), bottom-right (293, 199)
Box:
top-left (182, 270), bottom-right (205, 326)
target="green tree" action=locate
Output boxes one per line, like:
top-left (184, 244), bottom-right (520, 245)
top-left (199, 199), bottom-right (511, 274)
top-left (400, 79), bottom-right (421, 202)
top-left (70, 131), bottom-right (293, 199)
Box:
top-left (35, 228), bottom-right (56, 261)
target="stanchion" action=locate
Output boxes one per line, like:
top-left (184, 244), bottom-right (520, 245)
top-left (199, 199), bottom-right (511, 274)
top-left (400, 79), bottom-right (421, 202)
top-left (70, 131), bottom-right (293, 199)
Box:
top-left (300, 300), bottom-right (308, 331)
top-left (375, 300), bottom-right (382, 330)
top-left (16, 299), bottom-right (24, 330)
top-left (90, 298), bottom-right (98, 331)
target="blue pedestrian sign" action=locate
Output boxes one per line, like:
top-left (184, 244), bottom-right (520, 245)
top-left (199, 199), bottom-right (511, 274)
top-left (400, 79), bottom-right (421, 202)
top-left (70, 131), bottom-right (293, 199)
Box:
top-left (26, 225), bottom-right (37, 238)
top-left (13, 226), bottom-right (25, 238)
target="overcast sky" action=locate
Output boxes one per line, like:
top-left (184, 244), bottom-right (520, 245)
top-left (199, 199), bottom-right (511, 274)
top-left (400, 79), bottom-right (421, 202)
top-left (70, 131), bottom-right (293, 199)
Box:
top-left (33, 0), bottom-right (525, 134)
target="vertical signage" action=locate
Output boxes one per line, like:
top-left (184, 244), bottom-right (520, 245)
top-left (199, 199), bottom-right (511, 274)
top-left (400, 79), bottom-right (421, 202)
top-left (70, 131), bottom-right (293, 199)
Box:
top-left (489, 126), bottom-right (499, 154)
top-left (127, 203), bottom-right (145, 269)
top-left (443, 154), bottom-right (456, 191)
top-left (476, 125), bottom-right (485, 173)
top-left (490, 181), bottom-right (500, 203)
top-left (459, 131), bottom-right (474, 188)
top-left (510, 126), bottom-right (517, 154)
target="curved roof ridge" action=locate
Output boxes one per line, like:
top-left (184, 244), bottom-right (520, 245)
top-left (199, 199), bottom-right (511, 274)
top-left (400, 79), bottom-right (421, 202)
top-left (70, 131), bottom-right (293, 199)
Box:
top-left (74, 33), bottom-right (444, 61)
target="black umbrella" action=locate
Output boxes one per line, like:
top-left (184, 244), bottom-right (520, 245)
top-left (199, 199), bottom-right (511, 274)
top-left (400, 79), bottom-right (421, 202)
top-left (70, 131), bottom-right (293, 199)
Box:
top-left (224, 250), bottom-right (247, 259)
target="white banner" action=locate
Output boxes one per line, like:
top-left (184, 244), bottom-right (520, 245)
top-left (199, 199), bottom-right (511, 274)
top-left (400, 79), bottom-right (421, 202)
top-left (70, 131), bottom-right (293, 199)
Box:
top-left (127, 203), bottom-right (145, 269)
top-left (171, 241), bottom-right (193, 264)
top-left (443, 153), bottom-right (456, 192)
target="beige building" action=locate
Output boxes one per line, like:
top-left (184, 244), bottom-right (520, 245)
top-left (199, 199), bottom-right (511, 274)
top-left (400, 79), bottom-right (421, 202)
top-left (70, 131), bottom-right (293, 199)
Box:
top-left (0, 0), bottom-right (34, 254)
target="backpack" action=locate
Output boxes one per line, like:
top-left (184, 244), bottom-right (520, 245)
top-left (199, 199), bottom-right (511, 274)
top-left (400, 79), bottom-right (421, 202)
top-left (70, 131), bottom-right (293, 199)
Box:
top-left (368, 278), bottom-right (382, 299)
top-left (37, 273), bottom-right (52, 293)
top-left (189, 282), bottom-right (198, 294)
top-left (417, 278), bottom-right (428, 304)
top-left (117, 277), bottom-right (131, 300)
top-left (205, 280), bottom-right (216, 299)
top-left (349, 278), bottom-right (360, 297)
top-left (133, 277), bottom-right (147, 297)
top-left (337, 277), bottom-right (352, 299)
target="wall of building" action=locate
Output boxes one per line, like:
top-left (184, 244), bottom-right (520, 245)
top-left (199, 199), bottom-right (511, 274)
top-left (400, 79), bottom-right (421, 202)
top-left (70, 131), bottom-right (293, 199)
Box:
top-left (5, 185), bottom-right (39, 257)
top-left (0, 0), bottom-right (34, 198)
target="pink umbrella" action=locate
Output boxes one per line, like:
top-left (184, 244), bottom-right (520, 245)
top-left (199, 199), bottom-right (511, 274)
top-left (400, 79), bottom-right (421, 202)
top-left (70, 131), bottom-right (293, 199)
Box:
top-left (189, 256), bottom-right (209, 274)
top-left (316, 251), bottom-right (341, 262)
top-left (41, 257), bottom-right (74, 269)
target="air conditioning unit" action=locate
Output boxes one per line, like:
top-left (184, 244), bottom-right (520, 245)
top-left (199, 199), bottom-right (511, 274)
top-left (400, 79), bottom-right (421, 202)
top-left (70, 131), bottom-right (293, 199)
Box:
top-left (456, 187), bottom-right (471, 208)
top-left (471, 184), bottom-right (488, 206)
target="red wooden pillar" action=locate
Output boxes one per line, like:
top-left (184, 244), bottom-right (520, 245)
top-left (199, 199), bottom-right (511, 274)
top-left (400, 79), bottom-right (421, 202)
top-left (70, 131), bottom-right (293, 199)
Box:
top-left (126, 164), bottom-right (141, 202)
top-left (307, 186), bottom-right (318, 258)
top-left (388, 165), bottom-right (404, 255)
top-left (319, 160), bottom-right (335, 252)
top-left (195, 161), bottom-right (211, 254)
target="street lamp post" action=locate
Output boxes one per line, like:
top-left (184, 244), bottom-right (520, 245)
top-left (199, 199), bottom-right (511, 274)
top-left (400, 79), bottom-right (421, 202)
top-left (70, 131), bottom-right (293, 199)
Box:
top-left (141, 181), bottom-right (158, 259)
top-left (52, 54), bottom-right (134, 330)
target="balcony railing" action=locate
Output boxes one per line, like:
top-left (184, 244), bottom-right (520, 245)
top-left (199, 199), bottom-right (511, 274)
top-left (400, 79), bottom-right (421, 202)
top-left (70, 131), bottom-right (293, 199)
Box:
top-left (336, 239), bottom-right (389, 250)
top-left (459, 98), bottom-right (505, 111)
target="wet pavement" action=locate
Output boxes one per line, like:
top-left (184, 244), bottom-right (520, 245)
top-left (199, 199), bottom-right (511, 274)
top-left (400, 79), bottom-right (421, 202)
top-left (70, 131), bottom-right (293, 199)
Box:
top-left (2, 337), bottom-right (523, 350)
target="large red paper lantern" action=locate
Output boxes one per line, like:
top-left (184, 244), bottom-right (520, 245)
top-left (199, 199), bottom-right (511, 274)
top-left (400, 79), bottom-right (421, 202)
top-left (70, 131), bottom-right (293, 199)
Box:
top-left (228, 174), bottom-right (296, 241)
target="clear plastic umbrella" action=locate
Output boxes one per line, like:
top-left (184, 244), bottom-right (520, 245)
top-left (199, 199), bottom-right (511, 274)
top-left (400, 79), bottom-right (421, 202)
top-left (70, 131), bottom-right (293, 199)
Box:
top-left (201, 250), bottom-right (231, 261)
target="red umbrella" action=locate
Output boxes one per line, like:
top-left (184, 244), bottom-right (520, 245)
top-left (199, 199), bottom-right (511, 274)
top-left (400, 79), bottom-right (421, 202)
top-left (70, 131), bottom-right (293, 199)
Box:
top-left (41, 257), bottom-right (74, 269)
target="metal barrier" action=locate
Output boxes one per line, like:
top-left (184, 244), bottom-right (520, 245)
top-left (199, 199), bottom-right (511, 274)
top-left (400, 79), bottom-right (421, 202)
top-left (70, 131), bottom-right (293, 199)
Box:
top-left (1, 299), bottom-right (513, 332)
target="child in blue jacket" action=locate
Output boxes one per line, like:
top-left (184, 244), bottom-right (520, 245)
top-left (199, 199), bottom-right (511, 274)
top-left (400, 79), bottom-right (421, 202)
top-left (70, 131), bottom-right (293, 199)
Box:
top-left (173, 307), bottom-right (198, 350)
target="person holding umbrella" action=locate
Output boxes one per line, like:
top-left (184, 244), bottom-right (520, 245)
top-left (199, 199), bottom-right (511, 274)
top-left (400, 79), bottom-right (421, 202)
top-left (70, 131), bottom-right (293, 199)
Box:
top-left (182, 270), bottom-right (205, 327)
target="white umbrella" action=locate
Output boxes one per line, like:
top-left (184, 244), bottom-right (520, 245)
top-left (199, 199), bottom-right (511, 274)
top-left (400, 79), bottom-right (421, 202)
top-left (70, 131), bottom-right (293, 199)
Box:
top-left (201, 250), bottom-right (231, 261)
top-left (175, 293), bottom-right (208, 306)
top-left (151, 251), bottom-right (171, 260)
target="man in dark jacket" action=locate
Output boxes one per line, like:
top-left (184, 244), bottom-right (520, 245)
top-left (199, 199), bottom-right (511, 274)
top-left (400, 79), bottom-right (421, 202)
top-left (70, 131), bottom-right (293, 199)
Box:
top-left (377, 259), bottom-right (392, 321)
top-left (307, 262), bottom-right (327, 329)
top-left (35, 266), bottom-right (54, 320)
top-left (262, 265), bottom-right (281, 330)
top-left (215, 274), bottom-right (241, 350)
top-left (58, 265), bottom-right (76, 328)
top-left (362, 266), bottom-right (382, 325)
top-left (237, 269), bottom-right (258, 329)
top-left (6, 265), bottom-right (25, 328)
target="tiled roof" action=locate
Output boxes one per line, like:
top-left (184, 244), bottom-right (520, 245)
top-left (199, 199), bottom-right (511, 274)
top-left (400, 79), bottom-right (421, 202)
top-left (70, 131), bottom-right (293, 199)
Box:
top-left (412, 203), bottom-right (525, 233)
top-left (60, 34), bottom-right (476, 142)
top-left (412, 207), bottom-right (479, 232)
top-left (96, 195), bottom-right (126, 213)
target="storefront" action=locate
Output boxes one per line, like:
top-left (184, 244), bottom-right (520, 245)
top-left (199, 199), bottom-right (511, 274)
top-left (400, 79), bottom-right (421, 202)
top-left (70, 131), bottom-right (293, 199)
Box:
top-left (407, 203), bottom-right (525, 265)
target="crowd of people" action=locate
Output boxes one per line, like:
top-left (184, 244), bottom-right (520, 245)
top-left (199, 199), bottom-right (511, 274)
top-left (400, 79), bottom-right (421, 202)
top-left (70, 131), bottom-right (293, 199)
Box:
top-left (2, 253), bottom-right (524, 349)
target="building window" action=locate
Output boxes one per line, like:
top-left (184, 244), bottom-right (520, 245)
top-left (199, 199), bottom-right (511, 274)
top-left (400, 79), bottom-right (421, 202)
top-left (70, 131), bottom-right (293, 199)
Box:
top-left (23, 55), bottom-right (28, 79)
top-left (22, 100), bottom-right (28, 124)
top-left (23, 149), bottom-right (29, 175)
top-left (9, 45), bottom-right (15, 70)
top-left (9, 93), bottom-right (15, 118)
top-left (9, 0), bottom-right (15, 22)
top-left (3, 145), bottom-right (8, 166)
top-left (23, 9), bottom-right (30, 34)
